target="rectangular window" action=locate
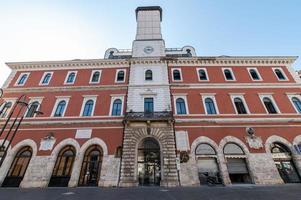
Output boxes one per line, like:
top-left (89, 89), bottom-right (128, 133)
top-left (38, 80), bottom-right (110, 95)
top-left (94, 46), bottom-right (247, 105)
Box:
top-left (51, 97), bottom-right (70, 117)
top-left (202, 94), bottom-right (219, 115)
top-left (247, 68), bottom-right (262, 81)
top-left (64, 71), bottom-right (77, 85)
top-left (115, 69), bottom-right (126, 83)
top-left (39, 72), bottom-right (53, 85)
top-left (230, 95), bottom-right (249, 114)
top-left (89, 70), bottom-right (102, 84)
top-left (273, 68), bottom-right (288, 81)
top-left (172, 68), bottom-right (182, 81)
top-left (259, 94), bottom-right (280, 114)
top-left (15, 72), bottom-right (30, 86)
top-left (196, 68), bottom-right (209, 81)
top-left (144, 98), bottom-right (154, 113)
top-left (80, 96), bottom-right (97, 117)
top-left (222, 68), bottom-right (236, 81)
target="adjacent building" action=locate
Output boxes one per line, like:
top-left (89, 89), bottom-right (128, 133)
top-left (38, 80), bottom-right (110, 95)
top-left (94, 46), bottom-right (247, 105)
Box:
top-left (0, 6), bottom-right (301, 188)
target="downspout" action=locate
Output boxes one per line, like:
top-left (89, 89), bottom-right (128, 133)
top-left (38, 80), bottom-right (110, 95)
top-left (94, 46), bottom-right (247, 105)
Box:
top-left (117, 59), bottom-right (131, 187)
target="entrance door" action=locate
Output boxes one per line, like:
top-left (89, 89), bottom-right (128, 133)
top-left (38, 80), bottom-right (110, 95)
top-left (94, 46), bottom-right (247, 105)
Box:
top-left (137, 138), bottom-right (161, 186)
top-left (78, 145), bottom-right (103, 186)
top-left (272, 143), bottom-right (300, 183)
top-left (275, 161), bottom-right (300, 183)
top-left (2, 146), bottom-right (32, 187)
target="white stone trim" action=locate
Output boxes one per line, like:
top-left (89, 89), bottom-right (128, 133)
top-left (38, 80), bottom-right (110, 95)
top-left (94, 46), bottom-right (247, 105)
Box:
top-left (173, 95), bottom-right (189, 115)
top-left (89, 70), bottom-right (102, 84)
top-left (272, 67), bottom-right (288, 81)
top-left (171, 68), bottom-right (183, 82)
top-left (14, 72), bottom-right (30, 86)
top-left (68, 138), bottom-right (108, 187)
top-left (247, 67), bottom-right (262, 81)
top-left (51, 97), bottom-right (70, 117)
top-left (115, 69), bottom-right (126, 83)
top-left (0, 98), bottom-right (17, 118)
top-left (258, 94), bottom-right (280, 114)
top-left (39, 72), bottom-right (53, 86)
top-left (109, 96), bottom-right (124, 116)
top-left (196, 67), bottom-right (209, 81)
top-left (64, 71), bottom-right (78, 85)
top-left (287, 94), bottom-right (301, 114)
top-left (0, 139), bottom-right (37, 187)
top-left (265, 135), bottom-right (293, 154)
top-left (80, 96), bottom-right (97, 117)
top-left (293, 135), bottom-right (301, 146)
top-left (222, 68), bottom-right (236, 81)
top-left (230, 94), bottom-right (250, 114)
top-left (201, 94), bottom-right (219, 114)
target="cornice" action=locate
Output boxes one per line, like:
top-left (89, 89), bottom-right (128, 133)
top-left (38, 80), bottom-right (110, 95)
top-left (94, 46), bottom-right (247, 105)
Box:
top-left (6, 59), bottom-right (129, 70)
top-left (3, 85), bottom-right (128, 93)
top-left (5, 56), bottom-right (298, 70)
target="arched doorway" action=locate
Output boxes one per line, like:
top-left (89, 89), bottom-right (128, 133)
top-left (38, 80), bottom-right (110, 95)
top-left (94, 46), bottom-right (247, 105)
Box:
top-left (224, 143), bottom-right (251, 184)
top-left (137, 137), bottom-right (161, 186)
top-left (195, 143), bottom-right (221, 185)
top-left (2, 146), bottom-right (32, 187)
top-left (271, 142), bottom-right (300, 183)
top-left (78, 145), bottom-right (103, 186)
top-left (48, 145), bottom-right (76, 187)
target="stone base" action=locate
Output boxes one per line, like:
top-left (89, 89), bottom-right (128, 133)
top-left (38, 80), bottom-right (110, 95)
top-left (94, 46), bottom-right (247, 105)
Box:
top-left (160, 180), bottom-right (180, 187)
top-left (118, 180), bottom-right (139, 187)
top-left (179, 157), bottom-right (200, 186)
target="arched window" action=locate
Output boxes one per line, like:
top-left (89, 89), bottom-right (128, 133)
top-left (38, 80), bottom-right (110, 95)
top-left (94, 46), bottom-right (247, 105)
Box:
top-left (91, 71), bottom-right (100, 83)
top-left (54, 100), bottom-right (66, 117)
top-left (292, 97), bottom-right (301, 113)
top-left (83, 100), bottom-right (94, 116)
top-left (263, 97), bottom-right (277, 114)
top-left (0, 102), bottom-right (12, 118)
top-left (79, 145), bottom-right (103, 186)
top-left (116, 70), bottom-right (125, 82)
top-left (112, 99), bottom-right (122, 116)
top-left (49, 145), bottom-right (76, 187)
top-left (204, 98), bottom-right (217, 114)
top-left (2, 146), bottom-right (32, 187)
top-left (195, 143), bottom-right (216, 155)
top-left (249, 69), bottom-right (260, 80)
top-left (224, 69), bottom-right (233, 80)
top-left (145, 70), bottom-right (153, 81)
top-left (42, 73), bottom-right (52, 84)
top-left (224, 143), bottom-right (245, 155)
top-left (198, 69), bottom-right (207, 80)
top-left (25, 101), bottom-right (39, 118)
top-left (173, 70), bottom-right (181, 81)
top-left (176, 98), bottom-right (187, 114)
top-left (274, 69), bottom-right (286, 80)
top-left (18, 74), bottom-right (28, 85)
top-left (234, 97), bottom-right (247, 114)
top-left (66, 72), bottom-right (76, 83)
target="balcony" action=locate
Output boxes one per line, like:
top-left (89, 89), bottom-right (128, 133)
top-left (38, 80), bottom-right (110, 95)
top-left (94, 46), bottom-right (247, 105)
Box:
top-left (124, 111), bottom-right (173, 122)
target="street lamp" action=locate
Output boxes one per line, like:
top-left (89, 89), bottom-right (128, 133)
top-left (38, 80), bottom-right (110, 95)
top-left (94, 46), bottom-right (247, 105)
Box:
top-left (0, 94), bottom-right (43, 167)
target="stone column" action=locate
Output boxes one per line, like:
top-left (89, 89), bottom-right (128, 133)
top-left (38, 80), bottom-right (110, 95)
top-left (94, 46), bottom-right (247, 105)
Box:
top-left (247, 153), bottom-right (283, 184)
top-left (99, 155), bottom-right (120, 187)
top-left (178, 155), bottom-right (199, 186)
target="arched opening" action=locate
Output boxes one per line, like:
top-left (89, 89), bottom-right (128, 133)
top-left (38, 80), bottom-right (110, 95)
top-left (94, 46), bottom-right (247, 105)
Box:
top-left (48, 145), bottom-right (76, 187)
top-left (78, 145), bottom-right (103, 186)
top-left (271, 142), bottom-right (300, 183)
top-left (224, 143), bottom-right (251, 184)
top-left (145, 70), bottom-right (153, 81)
top-left (2, 146), bottom-right (32, 187)
top-left (195, 143), bottom-right (221, 185)
top-left (137, 137), bottom-right (161, 186)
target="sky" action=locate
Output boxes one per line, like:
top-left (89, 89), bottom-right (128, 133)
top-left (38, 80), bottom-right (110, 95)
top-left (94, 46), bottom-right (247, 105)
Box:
top-left (0, 0), bottom-right (301, 87)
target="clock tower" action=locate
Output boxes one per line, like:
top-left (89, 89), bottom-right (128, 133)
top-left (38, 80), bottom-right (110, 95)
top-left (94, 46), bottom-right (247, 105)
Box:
top-left (132, 6), bottom-right (166, 57)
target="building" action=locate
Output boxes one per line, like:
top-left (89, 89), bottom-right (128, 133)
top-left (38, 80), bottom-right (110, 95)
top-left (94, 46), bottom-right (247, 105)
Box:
top-left (0, 6), bottom-right (301, 188)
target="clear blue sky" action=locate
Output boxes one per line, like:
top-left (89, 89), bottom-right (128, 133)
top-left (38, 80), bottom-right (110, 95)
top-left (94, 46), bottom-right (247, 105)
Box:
top-left (0, 0), bottom-right (300, 86)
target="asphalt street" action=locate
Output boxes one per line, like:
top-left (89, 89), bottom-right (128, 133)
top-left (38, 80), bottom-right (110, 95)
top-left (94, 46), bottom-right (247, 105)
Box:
top-left (0, 184), bottom-right (300, 200)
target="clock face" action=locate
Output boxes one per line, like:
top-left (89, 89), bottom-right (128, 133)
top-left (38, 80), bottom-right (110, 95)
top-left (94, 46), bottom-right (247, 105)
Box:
top-left (144, 46), bottom-right (154, 54)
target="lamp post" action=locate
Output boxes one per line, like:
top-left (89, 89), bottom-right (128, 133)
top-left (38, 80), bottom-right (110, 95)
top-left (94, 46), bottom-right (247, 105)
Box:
top-left (0, 93), bottom-right (43, 167)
